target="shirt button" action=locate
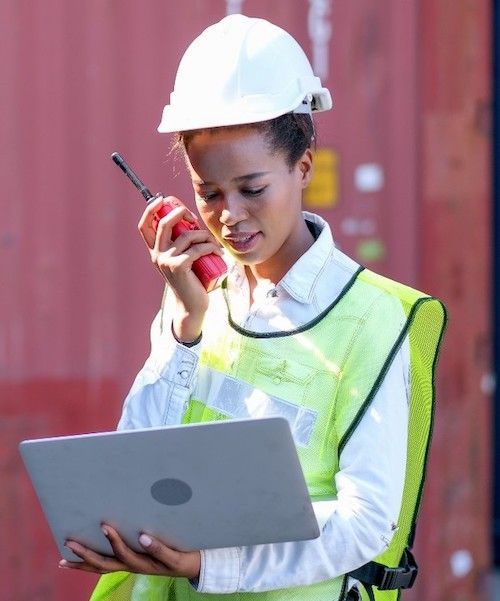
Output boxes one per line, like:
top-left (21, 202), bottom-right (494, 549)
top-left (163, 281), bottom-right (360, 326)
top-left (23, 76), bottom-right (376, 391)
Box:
top-left (273, 376), bottom-right (282, 384)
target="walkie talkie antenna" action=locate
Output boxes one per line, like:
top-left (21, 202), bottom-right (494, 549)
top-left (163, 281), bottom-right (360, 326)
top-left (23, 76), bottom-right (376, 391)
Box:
top-left (111, 152), bottom-right (154, 201)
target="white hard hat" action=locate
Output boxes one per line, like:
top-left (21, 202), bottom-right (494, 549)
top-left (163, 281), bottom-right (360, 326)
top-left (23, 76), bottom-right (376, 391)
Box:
top-left (157, 14), bottom-right (332, 133)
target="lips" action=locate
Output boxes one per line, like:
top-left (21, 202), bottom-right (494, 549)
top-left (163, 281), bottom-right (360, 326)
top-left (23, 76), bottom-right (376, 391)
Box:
top-left (223, 232), bottom-right (261, 253)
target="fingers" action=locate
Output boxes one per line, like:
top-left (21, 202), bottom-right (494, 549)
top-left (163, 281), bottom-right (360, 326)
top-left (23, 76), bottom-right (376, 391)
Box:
top-left (138, 196), bottom-right (197, 249)
top-left (59, 559), bottom-right (110, 574)
top-left (101, 526), bottom-right (162, 574)
top-left (138, 194), bottom-right (165, 248)
top-left (61, 539), bottom-right (128, 574)
top-left (151, 229), bottom-right (222, 284)
top-left (154, 226), bottom-right (219, 256)
top-left (61, 528), bottom-right (161, 576)
top-left (155, 239), bottom-right (223, 268)
top-left (102, 526), bottom-right (197, 577)
top-left (59, 527), bottom-right (201, 580)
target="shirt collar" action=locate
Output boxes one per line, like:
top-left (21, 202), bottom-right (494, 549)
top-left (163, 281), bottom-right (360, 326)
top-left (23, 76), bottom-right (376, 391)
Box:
top-left (279, 212), bottom-right (334, 304)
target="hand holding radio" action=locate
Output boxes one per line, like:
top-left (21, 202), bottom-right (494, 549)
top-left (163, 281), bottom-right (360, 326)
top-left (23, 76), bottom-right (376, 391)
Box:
top-left (111, 152), bottom-right (226, 343)
top-left (111, 152), bottom-right (227, 292)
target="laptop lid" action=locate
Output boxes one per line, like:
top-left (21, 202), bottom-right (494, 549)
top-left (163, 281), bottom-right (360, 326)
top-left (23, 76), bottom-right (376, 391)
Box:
top-left (19, 417), bottom-right (320, 561)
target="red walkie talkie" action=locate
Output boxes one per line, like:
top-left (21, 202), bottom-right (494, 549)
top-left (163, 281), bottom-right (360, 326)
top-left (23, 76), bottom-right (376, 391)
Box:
top-left (111, 152), bottom-right (226, 291)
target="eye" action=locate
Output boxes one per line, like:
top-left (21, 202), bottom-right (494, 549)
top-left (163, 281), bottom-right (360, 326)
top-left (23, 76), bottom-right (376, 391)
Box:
top-left (242, 187), bottom-right (266, 197)
top-left (197, 191), bottom-right (219, 201)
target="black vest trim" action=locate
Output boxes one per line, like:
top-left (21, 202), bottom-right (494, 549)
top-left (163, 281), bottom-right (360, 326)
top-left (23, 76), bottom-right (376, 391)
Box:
top-left (221, 266), bottom-right (365, 339)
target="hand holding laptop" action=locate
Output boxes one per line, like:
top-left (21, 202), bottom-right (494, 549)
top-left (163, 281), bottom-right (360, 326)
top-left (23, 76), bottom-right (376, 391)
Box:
top-left (60, 523), bottom-right (201, 579)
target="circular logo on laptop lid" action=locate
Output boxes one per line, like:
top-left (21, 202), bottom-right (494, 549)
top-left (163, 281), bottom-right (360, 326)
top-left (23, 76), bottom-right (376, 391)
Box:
top-left (150, 478), bottom-right (193, 506)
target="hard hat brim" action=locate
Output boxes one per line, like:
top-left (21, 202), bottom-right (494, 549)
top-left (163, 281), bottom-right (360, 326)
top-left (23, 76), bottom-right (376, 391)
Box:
top-left (157, 89), bottom-right (333, 134)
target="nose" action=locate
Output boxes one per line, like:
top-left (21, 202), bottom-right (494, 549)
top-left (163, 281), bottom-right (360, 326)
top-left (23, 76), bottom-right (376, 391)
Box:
top-left (219, 193), bottom-right (248, 226)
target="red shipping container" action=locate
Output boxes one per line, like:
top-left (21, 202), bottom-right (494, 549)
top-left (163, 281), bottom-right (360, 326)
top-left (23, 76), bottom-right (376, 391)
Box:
top-left (0, 1), bottom-right (491, 599)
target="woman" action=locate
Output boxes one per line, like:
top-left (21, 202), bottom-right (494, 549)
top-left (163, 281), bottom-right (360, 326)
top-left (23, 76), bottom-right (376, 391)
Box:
top-left (61, 15), bottom-right (446, 601)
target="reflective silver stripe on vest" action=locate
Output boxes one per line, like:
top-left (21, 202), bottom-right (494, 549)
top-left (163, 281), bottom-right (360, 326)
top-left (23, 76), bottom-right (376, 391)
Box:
top-left (195, 367), bottom-right (318, 447)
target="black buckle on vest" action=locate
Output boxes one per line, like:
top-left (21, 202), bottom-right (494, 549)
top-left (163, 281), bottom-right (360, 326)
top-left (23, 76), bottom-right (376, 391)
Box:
top-left (378, 559), bottom-right (418, 590)
top-left (348, 548), bottom-right (418, 591)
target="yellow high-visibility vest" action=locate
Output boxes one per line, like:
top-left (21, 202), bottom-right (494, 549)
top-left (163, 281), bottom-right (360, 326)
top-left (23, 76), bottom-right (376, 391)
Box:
top-left (90, 268), bottom-right (446, 601)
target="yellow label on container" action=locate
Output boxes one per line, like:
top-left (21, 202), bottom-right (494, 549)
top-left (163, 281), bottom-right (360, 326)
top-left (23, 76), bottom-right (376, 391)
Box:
top-left (304, 148), bottom-right (339, 208)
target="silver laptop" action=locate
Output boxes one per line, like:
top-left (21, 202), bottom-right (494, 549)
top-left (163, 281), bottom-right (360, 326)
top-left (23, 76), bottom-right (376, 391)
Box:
top-left (19, 417), bottom-right (320, 561)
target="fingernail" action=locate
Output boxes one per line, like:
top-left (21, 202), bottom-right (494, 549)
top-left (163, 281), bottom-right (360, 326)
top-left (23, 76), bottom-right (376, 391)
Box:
top-left (59, 560), bottom-right (68, 568)
top-left (139, 534), bottom-right (152, 548)
top-left (101, 525), bottom-right (109, 537)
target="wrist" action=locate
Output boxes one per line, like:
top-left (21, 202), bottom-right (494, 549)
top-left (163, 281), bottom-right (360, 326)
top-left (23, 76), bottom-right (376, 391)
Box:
top-left (171, 321), bottom-right (202, 347)
top-left (171, 305), bottom-right (203, 344)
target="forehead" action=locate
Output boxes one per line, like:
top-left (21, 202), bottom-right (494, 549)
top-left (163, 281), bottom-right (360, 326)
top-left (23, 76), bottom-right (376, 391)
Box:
top-left (184, 127), bottom-right (287, 182)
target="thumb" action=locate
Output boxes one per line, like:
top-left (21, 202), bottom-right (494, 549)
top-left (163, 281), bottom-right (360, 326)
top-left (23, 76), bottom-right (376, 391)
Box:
top-left (139, 534), bottom-right (162, 553)
top-left (138, 534), bottom-right (200, 579)
top-left (139, 534), bottom-right (182, 568)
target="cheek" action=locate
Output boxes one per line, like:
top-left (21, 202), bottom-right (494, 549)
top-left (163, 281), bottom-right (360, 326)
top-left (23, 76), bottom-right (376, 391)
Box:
top-left (196, 203), bottom-right (221, 231)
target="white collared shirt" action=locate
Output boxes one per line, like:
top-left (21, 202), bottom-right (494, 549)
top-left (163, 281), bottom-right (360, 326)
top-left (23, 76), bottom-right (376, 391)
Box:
top-left (118, 212), bottom-right (409, 594)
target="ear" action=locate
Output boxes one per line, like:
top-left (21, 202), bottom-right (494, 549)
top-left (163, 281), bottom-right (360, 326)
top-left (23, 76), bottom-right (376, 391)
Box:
top-left (297, 148), bottom-right (313, 189)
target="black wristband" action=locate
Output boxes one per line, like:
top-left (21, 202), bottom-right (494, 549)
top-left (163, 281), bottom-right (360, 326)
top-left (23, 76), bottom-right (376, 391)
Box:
top-left (171, 321), bottom-right (202, 347)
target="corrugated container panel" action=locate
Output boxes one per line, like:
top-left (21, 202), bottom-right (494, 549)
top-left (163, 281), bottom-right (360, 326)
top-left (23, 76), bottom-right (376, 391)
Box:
top-left (494, 0), bottom-right (500, 567)
top-left (0, 1), bottom-right (491, 599)
top-left (413, 1), bottom-right (493, 600)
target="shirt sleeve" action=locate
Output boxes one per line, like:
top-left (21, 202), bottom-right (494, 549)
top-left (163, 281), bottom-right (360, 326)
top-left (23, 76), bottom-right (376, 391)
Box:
top-left (196, 338), bottom-right (409, 593)
top-left (117, 293), bottom-right (201, 431)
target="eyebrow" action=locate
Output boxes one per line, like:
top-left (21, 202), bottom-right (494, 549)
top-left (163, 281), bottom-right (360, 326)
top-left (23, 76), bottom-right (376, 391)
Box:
top-left (193, 172), bottom-right (270, 186)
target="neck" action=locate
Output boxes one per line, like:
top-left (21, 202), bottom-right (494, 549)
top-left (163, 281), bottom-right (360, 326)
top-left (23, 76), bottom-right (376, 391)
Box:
top-left (245, 218), bottom-right (315, 293)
